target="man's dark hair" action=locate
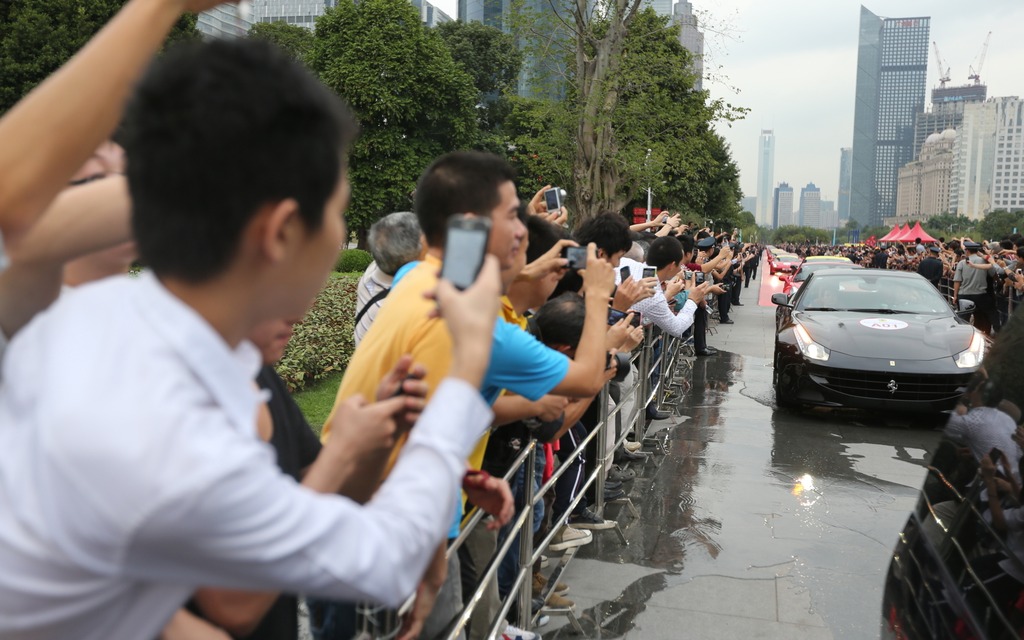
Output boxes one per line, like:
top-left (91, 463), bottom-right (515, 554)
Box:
top-left (678, 234), bottom-right (695, 258)
top-left (647, 236), bottom-right (684, 269)
top-left (124, 39), bottom-right (356, 283)
top-left (574, 212), bottom-right (631, 258)
top-left (532, 292), bottom-right (585, 349)
top-left (525, 216), bottom-right (564, 264)
top-left (414, 151), bottom-right (517, 247)
top-left (1000, 239), bottom-right (1015, 252)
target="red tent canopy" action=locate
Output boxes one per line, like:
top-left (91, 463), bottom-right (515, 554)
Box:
top-left (907, 221), bottom-right (937, 243)
top-left (892, 223), bottom-right (914, 242)
top-left (879, 225), bottom-right (902, 242)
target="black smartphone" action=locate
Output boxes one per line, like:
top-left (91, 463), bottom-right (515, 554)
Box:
top-left (619, 265), bottom-right (631, 281)
top-left (563, 245), bottom-right (587, 270)
top-left (544, 188), bottom-right (562, 212)
top-left (441, 215), bottom-right (491, 290)
top-left (629, 312), bottom-right (642, 328)
top-left (990, 447), bottom-right (1003, 464)
top-left (607, 308), bottom-right (627, 325)
top-left (642, 267), bottom-right (656, 279)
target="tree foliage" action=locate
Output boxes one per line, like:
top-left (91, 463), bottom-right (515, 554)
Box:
top-left (248, 21), bottom-right (313, 61)
top-left (510, 3), bottom-right (745, 226)
top-left (307, 0), bottom-right (477, 237)
top-left (0, 0), bottom-right (198, 114)
top-left (977, 209), bottom-right (1024, 241)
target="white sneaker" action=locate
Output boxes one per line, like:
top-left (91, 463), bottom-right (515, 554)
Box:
top-left (548, 525), bottom-right (593, 551)
top-left (503, 623), bottom-right (540, 640)
top-left (623, 441), bottom-right (642, 453)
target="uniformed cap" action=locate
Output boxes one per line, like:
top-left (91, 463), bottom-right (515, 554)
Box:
top-left (928, 246), bottom-right (941, 253)
top-left (696, 236), bottom-right (716, 249)
top-left (963, 241), bottom-right (982, 249)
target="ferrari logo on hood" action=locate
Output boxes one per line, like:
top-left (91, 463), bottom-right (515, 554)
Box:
top-left (888, 380), bottom-right (899, 395)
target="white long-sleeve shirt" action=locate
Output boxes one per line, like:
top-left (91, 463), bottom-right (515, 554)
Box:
top-left (0, 273), bottom-right (492, 640)
top-left (617, 257), bottom-right (698, 338)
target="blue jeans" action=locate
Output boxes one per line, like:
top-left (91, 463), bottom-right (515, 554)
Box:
top-left (496, 449), bottom-right (545, 599)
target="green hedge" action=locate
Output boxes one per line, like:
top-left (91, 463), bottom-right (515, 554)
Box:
top-left (335, 249), bottom-right (373, 274)
top-left (275, 273), bottom-right (360, 393)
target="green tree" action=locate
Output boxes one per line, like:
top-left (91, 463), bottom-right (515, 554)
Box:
top-left (0, 0), bottom-right (198, 114)
top-left (248, 21), bottom-right (314, 61)
top-left (977, 209), bottom-right (1024, 241)
top-left (436, 21), bottom-right (523, 153)
top-left (511, 2), bottom-right (743, 222)
top-left (307, 0), bottom-right (477, 239)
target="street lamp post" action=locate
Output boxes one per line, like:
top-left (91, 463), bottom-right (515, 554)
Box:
top-left (645, 149), bottom-right (653, 223)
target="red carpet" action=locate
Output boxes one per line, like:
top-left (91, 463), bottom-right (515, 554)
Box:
top-left (757, 253), bottom-right (789, 307)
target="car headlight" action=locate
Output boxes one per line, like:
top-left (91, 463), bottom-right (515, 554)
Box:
top-left (794, 323), bottom-right (830, 361)
top-left (954, 331), bottom-right (986, 368)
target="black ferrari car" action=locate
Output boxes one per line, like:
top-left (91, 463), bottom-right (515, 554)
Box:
top-left (772, 269), bottom-right (984, 412)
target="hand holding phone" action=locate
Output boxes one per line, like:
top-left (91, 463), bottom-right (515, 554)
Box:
top-left (563, 245), bottom-right (587, 270)
top-left (642, 266), bottom-right (656, 279)
top-left (441, 215), bottom-right (491, 290)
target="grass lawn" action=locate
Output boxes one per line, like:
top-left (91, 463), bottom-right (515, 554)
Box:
top-left (293, 371), bottom-right (343, 436)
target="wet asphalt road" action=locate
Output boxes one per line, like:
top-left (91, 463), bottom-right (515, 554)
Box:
top-left (546, 266), bottom-right (946, 639)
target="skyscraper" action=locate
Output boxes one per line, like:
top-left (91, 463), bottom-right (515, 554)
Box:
top-left (197, 6), bottom-right (251, 38)
top-left (458, 0), bottom-right (506, 27)
top-left (799, 183), bottom-right (822, 228)
top-left (642, 0), bottom-right (673, 18)
top-left (989, 98), bottom-right (1024, 213)
top-left (756, 130), bottom-right (775, 227)
top-left (850, 7), bottom-right (930, 228)
top-left (913, 84), bottom-right (987, 160)
top-left (772, 182), bottom-right (794, 228)
top-left (838, 147), bottom-right (852, 221)
top-left (673, 1), bottom-right (704, 90)
top-left (950, 99), bottom-right (999, 219)
top-left (247, 0), bottom-right (335, 28)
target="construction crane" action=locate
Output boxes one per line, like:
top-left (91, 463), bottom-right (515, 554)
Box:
top-left (932, 41), bottom-right (951, 88)
top-left (968, 32), bottom-right (992, 86)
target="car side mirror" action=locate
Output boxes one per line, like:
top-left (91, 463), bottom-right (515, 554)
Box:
top-left (771, 293), bottom-right (792, 307)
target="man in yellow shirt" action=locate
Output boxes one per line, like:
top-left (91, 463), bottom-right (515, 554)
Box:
top-left (318, 151), bottom-right (615, 639)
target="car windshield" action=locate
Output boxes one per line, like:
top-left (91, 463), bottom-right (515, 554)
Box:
top-left (779, 256), bottom-right (799, 263)
top-left (792, 262), bottom-right (860, 282)
top-left (796, 273), bottom-right (951, 315)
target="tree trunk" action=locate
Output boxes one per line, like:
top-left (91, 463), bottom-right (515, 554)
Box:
top-left (569, 0), bottom-right (641, 227)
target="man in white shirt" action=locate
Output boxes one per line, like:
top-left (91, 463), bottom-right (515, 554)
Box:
top-left (354, 211), bottom-right (424, 345)
top-left (0, 38), bottom-right (502, 640)
top-left (618, 236), bottom-right (711, 339)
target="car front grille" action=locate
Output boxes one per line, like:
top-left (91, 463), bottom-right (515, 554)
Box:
top-left (811, 367), bottom-right (972, 402)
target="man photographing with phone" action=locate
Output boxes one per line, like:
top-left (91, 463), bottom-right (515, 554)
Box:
top-left (316, 152), bottom-right (616, 638)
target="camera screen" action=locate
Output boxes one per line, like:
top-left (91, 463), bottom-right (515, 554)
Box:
top-left (565, 246), bottom-right (587, 270)
top-left (441, 226), bottom-right (488, 289)
top-left (544, 189), bottom-right (561, 212)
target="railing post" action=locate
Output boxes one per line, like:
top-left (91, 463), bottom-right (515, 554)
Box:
top-left (516, 441), bottom-right (536, 630)
top-left (594, 383), bottom-right (610, 515)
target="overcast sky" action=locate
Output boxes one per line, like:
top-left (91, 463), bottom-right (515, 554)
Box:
top-left (430, 0), bottom-right (1024, 205)
top-left (697, 0), bottom-right (1024, 204)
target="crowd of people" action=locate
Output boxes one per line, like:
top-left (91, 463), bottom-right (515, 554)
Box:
top-left (773, 234), bottom-right (1024, 335)
top-left (0, 2), bottom-right (765, 640)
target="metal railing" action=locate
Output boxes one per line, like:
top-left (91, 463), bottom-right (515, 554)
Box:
top-left (344, 323), bottom-right (693, 640)
top-left (887, 463), bottom-right (1024, 639)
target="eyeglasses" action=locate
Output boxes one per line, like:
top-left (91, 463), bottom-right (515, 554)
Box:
top-left (68, 174), bottom-right (107, 187)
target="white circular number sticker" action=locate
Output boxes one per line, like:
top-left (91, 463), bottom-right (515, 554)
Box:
top-left (859, 318), bottom-right (909, 331)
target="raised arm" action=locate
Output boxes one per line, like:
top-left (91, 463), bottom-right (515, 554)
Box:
top-left (0, 0), bottom-right (236, 241)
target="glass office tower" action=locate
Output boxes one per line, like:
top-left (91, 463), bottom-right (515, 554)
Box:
top-left (850, 7), bottom-right (929, 227)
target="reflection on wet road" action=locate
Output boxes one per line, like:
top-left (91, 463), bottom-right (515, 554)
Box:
top-left (549, 335), bottom-right (943, 639)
